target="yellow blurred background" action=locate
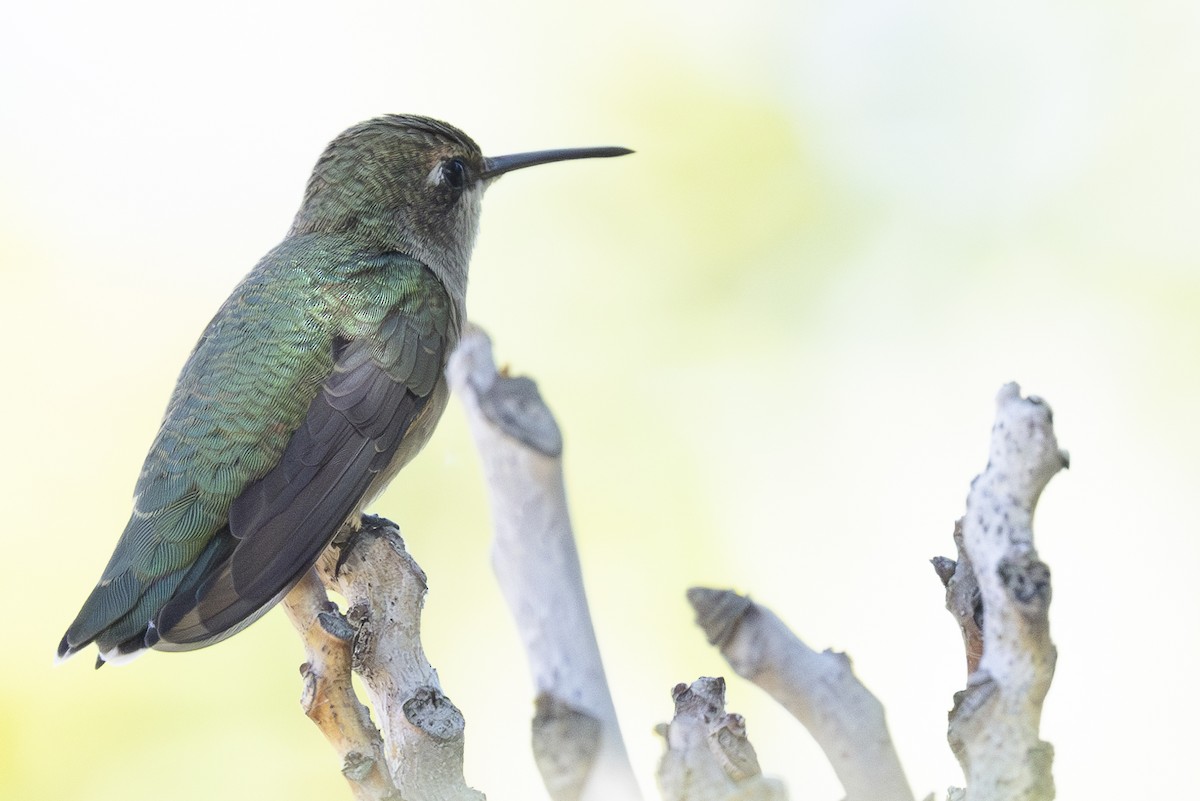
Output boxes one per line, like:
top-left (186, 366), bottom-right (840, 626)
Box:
top-left (2, 1), bottom-right (1196, 799)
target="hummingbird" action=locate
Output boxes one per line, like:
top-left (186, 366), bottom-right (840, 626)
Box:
top-left (57, 114), bottom-right (630, 666)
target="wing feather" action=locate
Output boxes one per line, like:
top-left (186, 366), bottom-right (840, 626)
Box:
top-left (58, 248), bottom-right (455, 661)
top-left (153, 297), bottom-right (450, 649)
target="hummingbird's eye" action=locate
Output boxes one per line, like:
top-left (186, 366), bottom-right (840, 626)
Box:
top-left (442, 158), bottom-right (468, 190)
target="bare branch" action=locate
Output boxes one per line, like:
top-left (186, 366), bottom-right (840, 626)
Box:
top-left (938, 383), bottom-right (1067, 801)
top-left (302, 518), bottom-right (484, 801)
top-left (656, 677), bottom-right (787, 801)
top-left (283, 569), bottom-right (399, 800)
top-left (689, 588), bottom-right (914, 801)
top-left (447, 325), bottom-right (642, 801)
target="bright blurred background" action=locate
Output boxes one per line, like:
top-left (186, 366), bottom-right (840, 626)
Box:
top-left (2, 1), bottom-right (1196, 799)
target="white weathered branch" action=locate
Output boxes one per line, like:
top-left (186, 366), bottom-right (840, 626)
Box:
top-left (689, 588), bottom-right (914, 801)
top-left (447, 325), bottom-right (642, 801)
top-left (282, 569), bottom-right (399, 800)
top-left (289, 518), bottom-right (484, 801)
top-left (937, 383), bottom-right (1067, 801)
top-left (656, 677), bottom-right (787, 801)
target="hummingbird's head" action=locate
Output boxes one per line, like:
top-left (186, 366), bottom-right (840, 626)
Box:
top-left (292, 114), bottom-right (631, 297)
top-left (291, 115), bottom-right (486, 288)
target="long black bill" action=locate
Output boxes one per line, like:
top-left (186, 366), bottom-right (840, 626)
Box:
top-left (482, 146), bottom-right (633, 179)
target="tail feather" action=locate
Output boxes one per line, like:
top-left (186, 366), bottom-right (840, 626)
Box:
top-left (57, 530), bottom-right (237, 665)
top-left (58, 570), bottom-right (142, 658)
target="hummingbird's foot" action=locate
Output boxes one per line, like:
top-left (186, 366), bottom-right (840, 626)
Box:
top-left (358, 513), bottom-right (396, 534)
top-left (332, 516), bottom-right (362, 547)
top-left (330, 514), bottom-right (400, 577)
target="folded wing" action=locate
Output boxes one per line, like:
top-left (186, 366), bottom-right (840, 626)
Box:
top-left (152, 300), bottom-right (450, 649)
